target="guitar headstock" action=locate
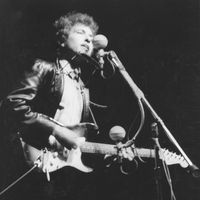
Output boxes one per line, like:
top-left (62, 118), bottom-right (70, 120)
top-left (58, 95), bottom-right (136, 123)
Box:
top-left (161, 148), bottom-right (188, 168)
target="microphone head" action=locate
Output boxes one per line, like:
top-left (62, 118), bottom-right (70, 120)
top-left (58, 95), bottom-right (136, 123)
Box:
top-left (109, 126), bottom-right (126, 142)
top-left (93, 34), bottom-right (108, 50)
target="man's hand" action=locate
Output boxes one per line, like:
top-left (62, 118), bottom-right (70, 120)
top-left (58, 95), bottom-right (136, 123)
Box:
top-left (67, 122), bottom-right (98, 137)
top-left (49, 134), bottom-right (86, 151)
top-left (116, 142), bottom-right (135, 161)
top-left (51, 122), bottom-right (98, 150)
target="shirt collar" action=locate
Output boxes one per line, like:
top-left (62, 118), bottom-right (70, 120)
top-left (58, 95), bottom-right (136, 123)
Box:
top-left (59, 59), bottom-right (81, 80)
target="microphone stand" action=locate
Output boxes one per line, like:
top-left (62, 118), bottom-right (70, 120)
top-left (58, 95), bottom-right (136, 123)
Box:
top-left (108, 51), bottom-right (200, 178)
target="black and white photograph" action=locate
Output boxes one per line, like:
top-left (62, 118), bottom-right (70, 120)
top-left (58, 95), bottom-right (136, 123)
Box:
top-left (0, 0), bottom-right (200, 200)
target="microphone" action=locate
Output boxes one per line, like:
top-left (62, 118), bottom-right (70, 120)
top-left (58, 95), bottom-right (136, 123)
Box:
top-left (109, 126), bottom-right (126, 143)
top-left (93, 34), bottom-right (122, 69)
top-left (151, 122), bottom-right (161, 148)
top-left (151, 122), bottom-right (159, 138)
top-left (109, 126), bottom-right (126, 166)
top-left (108, 125), bottom-right (137, 174)
top-left (93, 34), bottom-right (109, 69)
top-left (93, 34), bottom-right (108, 50)
top-left (93, 34), bottom-right (120, 79)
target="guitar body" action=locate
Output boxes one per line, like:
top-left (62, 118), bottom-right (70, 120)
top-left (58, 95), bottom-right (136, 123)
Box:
top-left (21, 139), bottom-right (93, 173)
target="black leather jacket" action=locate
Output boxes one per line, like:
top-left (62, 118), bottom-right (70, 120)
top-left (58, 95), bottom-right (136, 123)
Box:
top-left (1, 59), bottom-right (90, 148)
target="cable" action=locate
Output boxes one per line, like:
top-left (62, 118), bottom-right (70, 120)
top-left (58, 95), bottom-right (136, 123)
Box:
top-left (0, 159), bottom-right (41, 196)
top-left (160, 150), bottom-right (177, 200)
top-left (124, 99), bottom-right (145, 148)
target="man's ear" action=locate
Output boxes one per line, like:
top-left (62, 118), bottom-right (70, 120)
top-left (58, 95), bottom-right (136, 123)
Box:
top-left (56, 32), bottom-right (67, 47)
top-left (60, 43), bottom-right (65, 47)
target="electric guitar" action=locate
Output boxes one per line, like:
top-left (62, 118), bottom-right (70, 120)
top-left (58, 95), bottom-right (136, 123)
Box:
top-left (21, 137), bottom-right (188, 174)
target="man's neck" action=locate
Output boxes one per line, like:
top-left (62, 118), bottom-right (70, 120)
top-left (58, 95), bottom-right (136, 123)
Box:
top-left (57, 47), bottom-right (77, 61)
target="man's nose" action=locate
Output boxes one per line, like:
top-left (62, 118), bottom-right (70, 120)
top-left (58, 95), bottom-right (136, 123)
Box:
top-left (85, 35), bottom-right (92, 43)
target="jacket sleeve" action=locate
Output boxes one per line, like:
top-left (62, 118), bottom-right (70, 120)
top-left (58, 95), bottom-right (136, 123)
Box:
top-left (2, 60), bottom-right (58, 148)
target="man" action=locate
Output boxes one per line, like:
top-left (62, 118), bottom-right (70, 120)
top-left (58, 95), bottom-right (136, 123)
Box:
top-left (0, 11), bottom-right (133, 200)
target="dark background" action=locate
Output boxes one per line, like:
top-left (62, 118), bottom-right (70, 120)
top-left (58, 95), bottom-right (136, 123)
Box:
top-left (0, 0), bottom-right (200, 199)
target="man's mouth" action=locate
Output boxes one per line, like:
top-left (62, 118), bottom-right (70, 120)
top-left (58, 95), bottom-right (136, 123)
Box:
top-left (81, 44), bottom-right (89, 52)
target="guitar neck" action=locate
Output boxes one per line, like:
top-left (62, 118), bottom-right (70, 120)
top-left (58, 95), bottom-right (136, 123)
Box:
top-left (80, 142), bottom-right (155, 158)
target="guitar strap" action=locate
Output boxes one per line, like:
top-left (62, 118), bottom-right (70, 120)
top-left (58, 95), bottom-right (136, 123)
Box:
top-left (78, 78), bottom-right (102, 130)
top-left (78, 78), bottom-right (90, 122)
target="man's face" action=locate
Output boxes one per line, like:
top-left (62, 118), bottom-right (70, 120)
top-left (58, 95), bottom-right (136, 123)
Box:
top-left (65, 23), bottom-right (94, 56)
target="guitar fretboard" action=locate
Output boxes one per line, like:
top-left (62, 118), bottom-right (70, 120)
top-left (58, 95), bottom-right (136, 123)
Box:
top-left (80, 142), bottom-right (156, 158)
top-left (80, 142), bottom-right (117, 155)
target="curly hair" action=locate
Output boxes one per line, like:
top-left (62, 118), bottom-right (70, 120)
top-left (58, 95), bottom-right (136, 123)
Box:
top-left (54, 11), bottom-right (99, 46)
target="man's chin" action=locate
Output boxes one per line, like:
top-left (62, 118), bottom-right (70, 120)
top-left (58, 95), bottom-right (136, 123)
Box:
top-left (78, 50), bottom-right (92, 57)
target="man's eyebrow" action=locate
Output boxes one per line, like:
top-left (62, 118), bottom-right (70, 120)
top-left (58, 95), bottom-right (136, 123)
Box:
top-left (75, 28), bottom-right (93, 37)
top-left (74, 28), bottom-right (84, 32)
